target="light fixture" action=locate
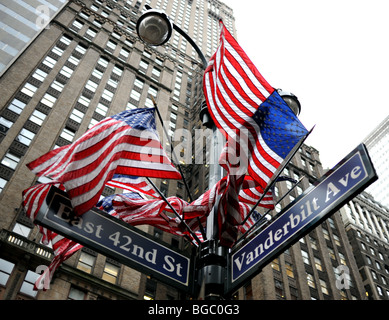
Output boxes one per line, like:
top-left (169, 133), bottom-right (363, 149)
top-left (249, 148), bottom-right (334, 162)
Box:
top-left (277, 89), bottom-right (302, 116)
top-left (136, 9), bottom-right (173, 46)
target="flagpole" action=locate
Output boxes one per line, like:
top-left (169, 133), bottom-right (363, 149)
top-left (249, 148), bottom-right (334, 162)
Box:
top-left (150, 96), bottom-right (207, 240)
top-left (240, 126), bottom-right (315, 227)
top-left (146, 177), bottom-right (201, 245)
top-left (235, 175), bottom-right (305, 247)
top-left (150, 96), bottom-right (194, 202)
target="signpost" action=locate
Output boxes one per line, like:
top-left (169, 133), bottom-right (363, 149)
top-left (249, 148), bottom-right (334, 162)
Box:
top-left (34, 143), bottom-right (377, 298)
top-left (34, 187), bottom-right (196, 294)
top-left (225, 143), bottom-right (377, 295)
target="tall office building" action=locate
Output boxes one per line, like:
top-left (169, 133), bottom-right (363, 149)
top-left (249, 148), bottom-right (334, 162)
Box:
top-left (0, 0), bottom-right (235, 300)
top-left (0, 0), bottom-right (384, 301)
top-left (340, 192), bottom-right (389, 300)
top-left (364, 115), bottom-right (389, 207)
top-left (0, 0), bottom-right (68, 77)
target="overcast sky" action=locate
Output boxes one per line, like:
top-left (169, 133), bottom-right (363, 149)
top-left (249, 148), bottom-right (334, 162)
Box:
top-left (220, 0), bottom-right (389, 169)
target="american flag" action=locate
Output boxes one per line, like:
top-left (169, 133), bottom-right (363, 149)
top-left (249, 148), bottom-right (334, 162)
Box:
top-left (203, 21), bottom-right (308, 189)
top-left (26, 108), bottom-right (181, 215)
top-left (106, 174), bottom-right (158, 198)
top-left (22, 182), bottom-right (63, 245)
top-left (22, 183), bottom-right (83, 290)
top-left (203, 21), bottom-right (308, 246)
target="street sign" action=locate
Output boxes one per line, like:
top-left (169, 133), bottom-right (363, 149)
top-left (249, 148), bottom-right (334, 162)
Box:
top-left (34, 187), bottom-right (195, 294)
top-left (226, 143), bottom-right (377, 295)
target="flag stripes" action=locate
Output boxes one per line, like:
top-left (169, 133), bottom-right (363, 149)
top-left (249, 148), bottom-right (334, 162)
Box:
top-left (26, 108), bottom-right (181, 215)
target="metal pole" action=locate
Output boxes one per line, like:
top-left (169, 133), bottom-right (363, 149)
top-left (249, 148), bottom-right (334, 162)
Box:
top-left (140, 6), bottom-right (226, 299)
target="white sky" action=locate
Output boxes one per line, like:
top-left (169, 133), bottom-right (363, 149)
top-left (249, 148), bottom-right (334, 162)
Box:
top-left (220, 0), bottom-right (389, 169)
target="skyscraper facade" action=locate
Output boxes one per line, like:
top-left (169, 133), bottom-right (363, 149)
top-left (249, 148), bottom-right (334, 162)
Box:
top-left (0, 0), bottom-right (235, 300)
top-left (0, 0), bottom-right (68, 77)
top-left (0, 0), bottom-right (385, 301)
top-left (340, 191), bottom-right (389, 300)
top-left (364, 115), bottom-right (389, 208)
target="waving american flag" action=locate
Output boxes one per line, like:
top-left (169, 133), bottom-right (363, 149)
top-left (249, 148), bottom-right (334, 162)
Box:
top-left (203, 21), bottom-right (309, 246)
top-left (26, 108), bottom-right (181, 215)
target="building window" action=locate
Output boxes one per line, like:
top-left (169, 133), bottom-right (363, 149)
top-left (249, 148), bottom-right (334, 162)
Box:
top-left (12, 222), bottom-right (32, 238)
top-left (310, 236), bottom-right (318, 250)
top-left (102, 89), bottom-right (114, 102)
top-left (314, 257), bottom-right (323, 271)
top-left (307, 273), bottom-right (316, 288)
top-left (19, 270), bottom-right (40, 298)
top-left (339, 252), bottom-right (347, 265)
top-left (139, 60), bottom-right (148, 73)
top-left (32, 68), bottom-right (48, 82)
top-left (21, 83), bottom-right (38, 97)
top-left (68, 286), bottom-right (87, 300)
top-left (274, 279), bottom-right (284, 299)
top-left (152, 67), bottom-right (161, 79)
top-left (322, 228), bottom-right (330, 240)
top-left (7, 98), bottom-right (26, 115)
top-left (333, 234), bottom-right (341, 246)
top-left (271, 258), bottom-right (280, 271)
top-left (0, 177), bottom-right (7, 193)
top-left (85, 27), bottom-right (97, 40)
top-left (285, 262), bottom-right (294, 278)
top-left (42, 56), bottom-right (57, 68)
top-left (59, 65), bottom-right (74, 78)
top-left (102, 262), bottom-right (119, 284)
top-left (130, 90), bottom-right (141, 102)
top-left (144, 277), bottom-right (157, 300)
top-left (0, 116), bottom-right (13, 133)
top-left (320, 279), bottom-right (329, 295)
top-left (340, 290), bottom-right (348, 300)
top-left (95, 103), bottom-right (108, 116)
top-left (76, 251), bottom-right (96, 274)
top-left (60, 127), bottom-right (76, 142)
top-left (1, 152), bottom-right (21, 170)
top-left (112, 65), bottom-right (123, 77)
top-left (301, 250), bottom-right (310, 265)
top-left (17, 128), bottom-right (35, 146)
top-left (29, 110), bottom-right (46, 126)
top-left (40, 93), bottom-right (57, 108)
top-left (0, 258), bottom-right (15, 286)
top-left (69, 109), bottom-right (85, 123)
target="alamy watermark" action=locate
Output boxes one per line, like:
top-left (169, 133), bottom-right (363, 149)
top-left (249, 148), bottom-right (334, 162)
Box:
top-left (35, 5), bottom-right (51, 30)
top-left (335, 265), bottom-right (351, 290)
top-left (35, 265), bottom-right (51, 290)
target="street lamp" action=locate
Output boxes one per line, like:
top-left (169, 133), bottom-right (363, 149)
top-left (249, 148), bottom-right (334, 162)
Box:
top-left (277, 89), bottom-right (301, 116)
top-left (137, 5), bottom-right (208, 69)
top-left (137, 6), bottom-right (213, 128)
top-left (136, 9), bottom-right (173, 46)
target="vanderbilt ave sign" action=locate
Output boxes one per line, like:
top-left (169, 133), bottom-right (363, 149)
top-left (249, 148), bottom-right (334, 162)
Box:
top-left (225, 144), bottom-right (377, 295)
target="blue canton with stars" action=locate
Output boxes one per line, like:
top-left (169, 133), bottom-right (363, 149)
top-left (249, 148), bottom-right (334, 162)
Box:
top-left (252, 91), bottom-right (308, 159)
top-left (111, 108), bottom-right (157, 131)
top-left (96, 192), bottom-right (142, 213)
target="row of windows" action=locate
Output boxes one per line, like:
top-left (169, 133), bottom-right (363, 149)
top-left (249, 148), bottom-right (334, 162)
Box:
top-left (0, 258), bottom-right (40, 298)
top-left (0, 34), bottom-right (77, 193)
top-left (0, 254), bottom-right (117, 300)
top-left (346, 201), bottom-right (389, 242)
